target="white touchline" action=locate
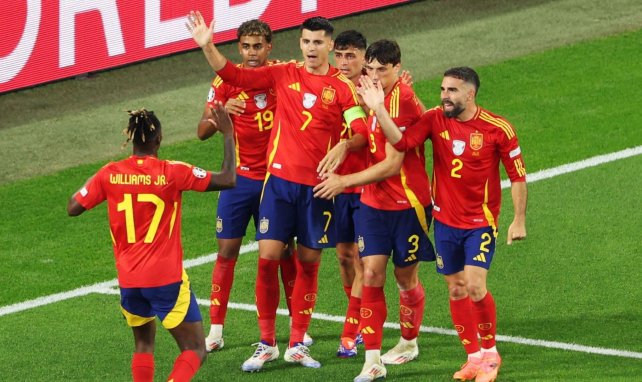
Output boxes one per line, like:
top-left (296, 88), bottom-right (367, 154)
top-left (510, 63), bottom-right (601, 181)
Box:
top-left (2, 146), bottom-right (642, 358)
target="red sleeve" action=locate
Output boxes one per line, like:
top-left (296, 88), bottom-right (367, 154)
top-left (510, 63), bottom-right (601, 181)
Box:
top-left (74, 167), bottom-right (107, 210)
top-left (498, 122), bottom-right (527, 182)
top-left (217, 60), bottom-right (274, 90)
top-left (167, 161), bottom-right (213, 192)
top-left (206, 75), bottom-right (230, 108)
top-left (393, 109), bottom-right (433, 151)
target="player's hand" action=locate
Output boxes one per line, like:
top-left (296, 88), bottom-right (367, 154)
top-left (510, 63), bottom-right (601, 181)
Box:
top-left (313, 173), bottom-right (346, 199)
top-left (208, 101), bottom-right (233, 135)
top-left (317, 141), bottom-right (348, 177)
top-left (225, 98), bottom-right (246, 116)
top-left (506, 220), bottom-right (526, 245)
top-left (358, 75), bottom-right (385, 111)
top-left (186, 11), bottom-right (214, 48)
top-left (399, 70), bottom-right (414, 87)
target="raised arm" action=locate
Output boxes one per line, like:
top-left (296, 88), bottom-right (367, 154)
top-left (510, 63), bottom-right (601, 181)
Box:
top-left (187, 11), bottom-right (228, 71)
top-left (205, 102), bottom-right (236, 191)
top-left (317, 133), bottom-right (367, 177)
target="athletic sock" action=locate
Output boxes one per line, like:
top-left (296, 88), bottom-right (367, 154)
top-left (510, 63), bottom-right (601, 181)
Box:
top-left (450, 296), bottom-right (481, 354)
top-left (360, 286), bottom-right (387, 351)
top-left (472, 291), bottom-right (497, 349)
top-left (132, 352), bottom-right (154, 382)
top-left (343, 284), bottom-right (353, 300)
top-left (256, 258), bottom-right (280, 346)
top-left (289, 260), bottom-right (320, 347)
top-left (209, 256), bottom-right (237, 325)
top-left (399, 282), bottom-right (425, 340)
top-left (279, 252), bottom-right (297, 316)
top-left (341, 295), bottom-right (362, 340)
top-left (166, 350), bottom-right (200, 382)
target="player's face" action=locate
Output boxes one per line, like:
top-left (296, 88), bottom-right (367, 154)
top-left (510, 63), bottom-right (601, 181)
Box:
top-left (365, 58), bottom-right (400, 93)
top-left (440, 76), bottom-right (474, 118)
top-left (238, 35), bottom-right (272, 68)
top-left (334, 47), bottom-right (365, 82)
top-left (300, 29), bottom-right (333, 71)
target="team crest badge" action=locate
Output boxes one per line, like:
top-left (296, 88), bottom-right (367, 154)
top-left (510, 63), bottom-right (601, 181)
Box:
top-left (357, 235), bottom-right (365, 252)
top-left (216, 217), bottom-right (223, 233)
top-left (321, 87), bottom-right (336, 104)
top-left (254, 93), bottom-right (267, 109)
top-left (470, 132), bottom-right (483, 150)
top-left (259, 217), bottom-right (269, 234)
top-left (302, 93), bottom-right (317, 109)
top-left (452, 140), bottom-right (466, 156)
top-left (436, 253), bottom-right (444, 269)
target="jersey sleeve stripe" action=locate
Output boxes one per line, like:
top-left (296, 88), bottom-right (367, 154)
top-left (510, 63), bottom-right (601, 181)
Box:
top-left (479, 111), bottom-right (515, 139)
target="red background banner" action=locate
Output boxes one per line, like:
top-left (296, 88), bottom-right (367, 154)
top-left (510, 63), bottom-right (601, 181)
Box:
top-left (0, 0), bottom-right (411, 93)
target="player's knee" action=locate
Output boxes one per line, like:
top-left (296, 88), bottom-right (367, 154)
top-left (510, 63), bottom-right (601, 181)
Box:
top-left (447, 279), bottom-right (467, 299)
top-left (363, 267), bottom-right (385, 286)
top-left (336, 251), bottom-right (354, 268)
top-left (466, 282), bottom-right (487, 301)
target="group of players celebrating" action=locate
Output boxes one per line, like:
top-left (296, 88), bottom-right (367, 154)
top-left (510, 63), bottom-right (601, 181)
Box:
top-left (69, 9), bottom-right (527, 382)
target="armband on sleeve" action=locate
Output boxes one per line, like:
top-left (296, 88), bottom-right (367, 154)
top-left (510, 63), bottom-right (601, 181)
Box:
top-left (343, 106), bottom-right (367, 126)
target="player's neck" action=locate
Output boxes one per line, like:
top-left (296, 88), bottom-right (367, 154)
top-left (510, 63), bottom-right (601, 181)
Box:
top-left (133, 148), bottom-right (158, 157)
top-left (305, 62), bottom-right (330, 75)
top-left (456, 104), bottom-right (478, 122)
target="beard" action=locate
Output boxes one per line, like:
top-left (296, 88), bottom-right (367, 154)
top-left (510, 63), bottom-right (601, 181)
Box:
top-left (442, 100), bottom-right (464, 118)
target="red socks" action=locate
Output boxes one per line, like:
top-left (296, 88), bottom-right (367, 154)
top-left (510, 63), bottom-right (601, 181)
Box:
top-left (343, 284), bottom-right (353, 300)
top-left (450, 296), bottom-right (481, 354)
top-left (256, 258), bottom-right (280, 345)
top-left (399, 283), bottom-right (425, 340)
top-left (209, 256), bottom-right (237, 325)
top-left (289, 260), bottom-right (320, 347)
top-left (166, 350), bottom-right (201, 382)
top-left (132, 352), bottom-right (154, 382)
top-left (472, 291), bottom-right (497, 349)
top-left (279, 253), bottom-right (297, 315)
top-left (360, 286), bottom-right (387, 351)
top-left (341, 295), bottom-right (362, 339)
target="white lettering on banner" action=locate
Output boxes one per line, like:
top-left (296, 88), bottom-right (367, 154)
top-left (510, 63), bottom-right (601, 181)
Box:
top-left (145, 0), bottom-right (191, 48)
top-left (302, 0), bottom-right (318, 13)
top-left (213, 0), bottom-right (271, 32)
top-left (59, 0), bottom-right (125, 68)
top-left (0, 0), bottom-right (41, 83)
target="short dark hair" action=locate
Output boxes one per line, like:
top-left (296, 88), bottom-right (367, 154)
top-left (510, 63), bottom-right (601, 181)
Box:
top-left (365, 39), bottom-right (401, 66)
top-left (300, 16), bottom-right (334, 36)
top-left (123, 109), bottom-right (161, 147)
top-left (444, 67), bottom-right (480, 95)
top-left (334, 30), bottom-right (366, 51)
top-left (237, 19), bottom-right (272, 43)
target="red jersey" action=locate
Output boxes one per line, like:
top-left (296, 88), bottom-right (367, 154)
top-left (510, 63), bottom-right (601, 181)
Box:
top-left (74, 155), bottom-right (212, 288)
top-left (335, 120), bottom-right (367, 194)
top-left (361, 81), bottom-right (431, 211)
top-left (393, 106), bottom-right (526, 229)
top-left (216, 60), bottom-right (367, 186)
top-left (206, 62), bottom-right (277, 180)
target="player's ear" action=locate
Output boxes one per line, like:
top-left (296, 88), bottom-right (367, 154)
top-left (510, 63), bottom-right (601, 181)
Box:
top-left (329, 39), bottom-right (334, 51)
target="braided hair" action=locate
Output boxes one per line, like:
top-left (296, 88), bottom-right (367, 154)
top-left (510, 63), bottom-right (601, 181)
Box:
top-left (122, 109), bottom-right (161, 148)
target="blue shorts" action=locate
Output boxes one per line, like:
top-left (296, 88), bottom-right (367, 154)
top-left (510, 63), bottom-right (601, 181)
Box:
top-left (334, 193), bottom-right (361, 243)
top-left (216, 174), bottom-right (263, 239)
top-left (433, 220), bottom-right (497, 275)
top-left (119, 271), bottom-right (202, 329)
top-left (256, 174), bottom-right (336, 249)
top-left (355, 202), bottom-right (435, 267)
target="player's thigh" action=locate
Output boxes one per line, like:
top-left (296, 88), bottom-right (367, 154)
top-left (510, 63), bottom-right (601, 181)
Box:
top-left (142, 271), bottom-right (202, 330)
top-left (216, 175), bottom-right (262, 239)
top-left (334, 192), bottom-right (361, 244)
top-left (355, 202), bottom-right (394, 258)
top-left (434, 220), bottom-right (467, 275)
top-left (297, 183), bottom-right (336, 249)
top-left (120, 287), bottom-right (155, 327)
top-left (168, 321), bottom-right (206, 352)
top-left (390, 206), bottom-right (436, 267)
top-left (256, 175), bottom-right (297, 243)
top-left (463, 226), bottom-right (497, 270)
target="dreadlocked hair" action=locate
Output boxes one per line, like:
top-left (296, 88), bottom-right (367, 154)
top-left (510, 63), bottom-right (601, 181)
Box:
top-left (122, 108), bottom-right (161, 148)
